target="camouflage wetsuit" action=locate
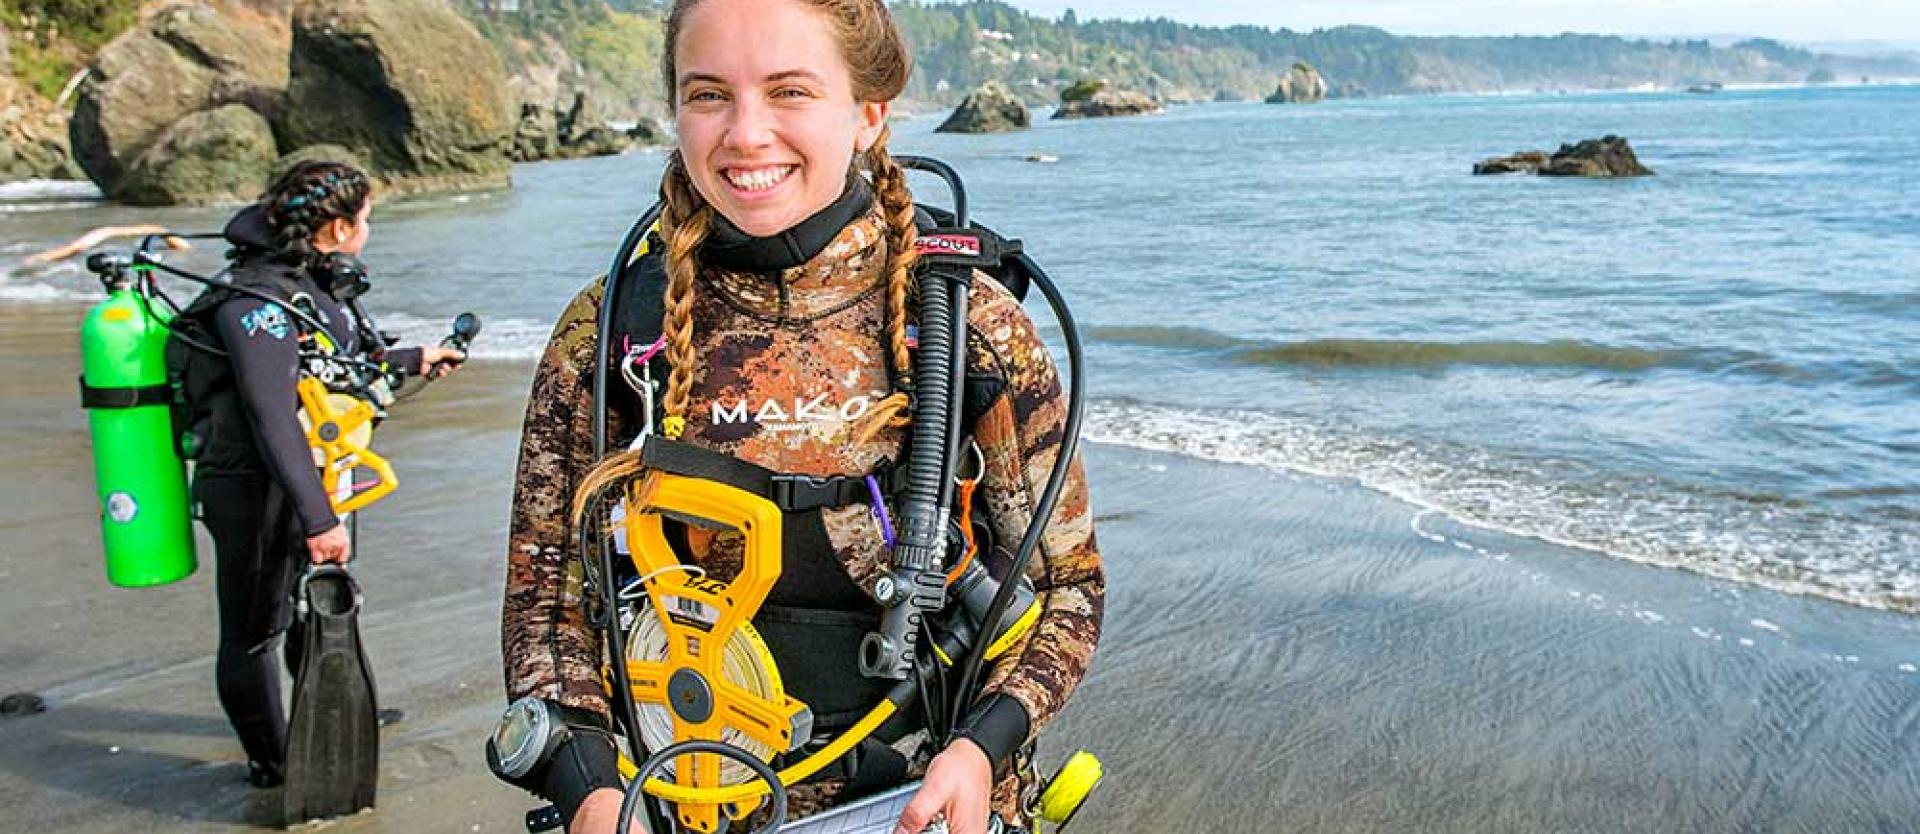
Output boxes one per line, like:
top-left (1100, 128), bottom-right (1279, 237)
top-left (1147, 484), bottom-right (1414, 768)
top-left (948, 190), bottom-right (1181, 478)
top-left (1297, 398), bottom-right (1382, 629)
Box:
top-left (502, 207), bottom-right (1104, 820)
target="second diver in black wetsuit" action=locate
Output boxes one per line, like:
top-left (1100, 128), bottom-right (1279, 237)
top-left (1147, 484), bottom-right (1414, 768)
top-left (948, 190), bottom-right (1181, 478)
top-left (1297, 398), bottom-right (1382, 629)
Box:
top-left (173, 161), bottom-right (465, 787)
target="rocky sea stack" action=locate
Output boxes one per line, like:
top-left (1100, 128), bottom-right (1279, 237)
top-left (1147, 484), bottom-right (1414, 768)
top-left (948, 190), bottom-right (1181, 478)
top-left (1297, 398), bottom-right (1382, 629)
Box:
top-left (1052, 80), bottom-right (1160, 120)
top-left (1265, 62), bottom-right (1328, 104)
top-left (936, 81), bottom-right (1029, 133)
top-left (1474, 135), bottom-right (1654, 177)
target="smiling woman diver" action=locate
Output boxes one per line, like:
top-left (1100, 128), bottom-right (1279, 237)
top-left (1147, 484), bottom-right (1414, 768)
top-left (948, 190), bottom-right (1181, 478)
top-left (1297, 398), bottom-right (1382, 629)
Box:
top-left (492, 2), bottom-right (1103, 833)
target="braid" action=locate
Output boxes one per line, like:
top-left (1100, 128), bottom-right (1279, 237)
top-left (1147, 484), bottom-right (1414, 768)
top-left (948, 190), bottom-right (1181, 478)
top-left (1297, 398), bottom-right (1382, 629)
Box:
top-left (571, 155), bottom-right (712, 527)
top-left (848, 131), bottom-right (919, 445)
top-left (659, 152), bottom-right (715, 439)
top-left (865, 128), bottom-right (918, 388)
top-left (260, 160), bottom-right (371, 263)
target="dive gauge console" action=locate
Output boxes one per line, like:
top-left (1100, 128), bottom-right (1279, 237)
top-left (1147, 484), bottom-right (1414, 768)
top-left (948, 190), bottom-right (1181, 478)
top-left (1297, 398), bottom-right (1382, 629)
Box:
top-left (488, 697), bottom-right (569, 781)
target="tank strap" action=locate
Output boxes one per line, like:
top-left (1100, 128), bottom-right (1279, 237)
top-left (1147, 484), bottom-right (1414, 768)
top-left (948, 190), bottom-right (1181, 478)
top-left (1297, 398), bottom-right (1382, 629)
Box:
top-left (79, 378), bottom-right (174, 409)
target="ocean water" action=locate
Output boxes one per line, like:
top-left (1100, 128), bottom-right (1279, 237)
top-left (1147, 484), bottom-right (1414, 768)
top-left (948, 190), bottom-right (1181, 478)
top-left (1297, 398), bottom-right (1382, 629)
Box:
top-left (2, 85), bottom-right (1914, 614)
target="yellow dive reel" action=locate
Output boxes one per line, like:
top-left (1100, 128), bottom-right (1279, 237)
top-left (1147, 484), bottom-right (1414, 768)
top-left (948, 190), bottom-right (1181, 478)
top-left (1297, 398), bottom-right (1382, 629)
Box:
top-left (602, 454), bottom-right (1099, 834)
top-left (296, 377), bottom-right (397, 515)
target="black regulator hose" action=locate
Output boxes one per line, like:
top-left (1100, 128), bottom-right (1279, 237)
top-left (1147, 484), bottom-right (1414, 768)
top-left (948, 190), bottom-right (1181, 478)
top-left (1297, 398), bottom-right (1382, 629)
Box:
top-left (860, 156), bottom-right (974, 682)
top-left (949, 252), bottom-right (1086, 736)
top-left (617, 740), bottom-right (790, 834)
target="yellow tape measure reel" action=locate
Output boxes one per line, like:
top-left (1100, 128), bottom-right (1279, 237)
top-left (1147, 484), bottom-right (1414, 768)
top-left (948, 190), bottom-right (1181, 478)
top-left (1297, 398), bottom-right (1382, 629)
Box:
top-left (610, 466), bottom-right (1068, 832)
top-left (295, 377), bottom-right (396, 514)
top-left (617, 471), bottom-right (813, 832)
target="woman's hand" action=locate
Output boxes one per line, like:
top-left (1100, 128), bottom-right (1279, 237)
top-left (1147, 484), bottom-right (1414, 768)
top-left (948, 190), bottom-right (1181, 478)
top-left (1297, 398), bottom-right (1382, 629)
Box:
top-left (895, 739), bottom-right (993, 834)
top-left (306, 524), bottom-right (351, 564)
top-left (418, 345), bottom-right (466, 379)
top-left (571, 788), bottom-right (648, 833)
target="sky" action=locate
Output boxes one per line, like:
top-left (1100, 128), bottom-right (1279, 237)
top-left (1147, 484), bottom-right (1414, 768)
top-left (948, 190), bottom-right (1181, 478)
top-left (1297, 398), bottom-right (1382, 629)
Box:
top-left (1003, 1), bottom-right (1920, 44)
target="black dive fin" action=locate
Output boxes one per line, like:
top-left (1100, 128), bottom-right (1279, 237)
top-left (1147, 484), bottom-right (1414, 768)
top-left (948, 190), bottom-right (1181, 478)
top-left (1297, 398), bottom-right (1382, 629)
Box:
top-left (282, 565), bottom-right (379, 824)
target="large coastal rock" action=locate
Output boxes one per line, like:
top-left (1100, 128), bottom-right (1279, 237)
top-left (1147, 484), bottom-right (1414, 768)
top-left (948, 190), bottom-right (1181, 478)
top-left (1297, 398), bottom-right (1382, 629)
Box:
top-left (1474, 136), bottom-right (1653, 177)
top-left (1265, 62), bottom-right (1328, 104)
top-left (1052, 88), bottom-right (1161, 120)
top-left (282, 0), bottom-right (513, 194)
top-left (268, 142), bottom-right (367, 182)
top-left (69, 0), bottom-right (290, 196)
top-left (936, 81), bottom-right (1029, 133)
top-left (118, 104), bottom-right (277, 205)
top-left (1540, 136), bottom-right (1653, 177)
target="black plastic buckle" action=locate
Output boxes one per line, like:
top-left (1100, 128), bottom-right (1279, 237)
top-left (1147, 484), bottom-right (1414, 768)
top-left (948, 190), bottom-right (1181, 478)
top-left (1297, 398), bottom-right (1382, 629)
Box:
top-left (769, 474), bottom-right (846, 512)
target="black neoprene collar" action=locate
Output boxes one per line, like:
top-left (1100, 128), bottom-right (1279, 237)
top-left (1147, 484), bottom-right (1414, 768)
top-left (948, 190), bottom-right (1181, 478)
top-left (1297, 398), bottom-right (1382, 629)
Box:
top-left (701, 174), bottom-right (873, 272)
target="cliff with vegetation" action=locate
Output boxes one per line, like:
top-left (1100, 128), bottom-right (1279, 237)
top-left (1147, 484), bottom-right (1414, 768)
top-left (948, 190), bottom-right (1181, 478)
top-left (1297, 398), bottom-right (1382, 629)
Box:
top-left (890, 2), bottom-right (1919, 103)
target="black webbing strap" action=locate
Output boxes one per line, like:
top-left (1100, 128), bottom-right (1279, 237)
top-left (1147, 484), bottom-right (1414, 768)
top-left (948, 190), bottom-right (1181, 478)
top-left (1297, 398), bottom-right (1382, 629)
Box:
top-left (79, 377), bottom-right (173, 409)
top-left (637, 435), bottom-right (891, 512)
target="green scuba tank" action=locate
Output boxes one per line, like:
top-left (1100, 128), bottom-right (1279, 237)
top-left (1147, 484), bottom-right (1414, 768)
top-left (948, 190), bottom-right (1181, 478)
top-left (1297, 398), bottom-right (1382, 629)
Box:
top-left (80, 286), bottom-right (197, 587)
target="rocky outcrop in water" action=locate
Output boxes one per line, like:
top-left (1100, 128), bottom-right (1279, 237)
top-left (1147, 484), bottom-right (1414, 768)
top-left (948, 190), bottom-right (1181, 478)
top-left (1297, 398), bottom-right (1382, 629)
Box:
top-left (1540, 136), bottom-right (1653, 177)
top-left (1052, 88), bottom-right (1161, 120)
top-left (282, 0), bottom-right (512, 194)
top-left (1474, 136), bottom-right (1653, 177)
top-left (936, 81), bottom-right (1029, 133)
top-left (510, 91), bottom-right (632, 162)
top-left (117, 104), bottom-right (276, 205)
top-left (1265, 62), bottom-right (1327, 104)
top-left (626, 117), bottom-right (668, 146)
top-left (67, 0), bottom-right (290, 197)
top-left (555, 91), bottom-right (627, 158)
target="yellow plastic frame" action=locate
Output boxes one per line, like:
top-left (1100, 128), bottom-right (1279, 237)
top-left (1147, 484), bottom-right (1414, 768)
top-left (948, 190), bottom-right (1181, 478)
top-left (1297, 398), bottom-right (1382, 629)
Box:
top-left (296, 376), bottom-right (396, 514)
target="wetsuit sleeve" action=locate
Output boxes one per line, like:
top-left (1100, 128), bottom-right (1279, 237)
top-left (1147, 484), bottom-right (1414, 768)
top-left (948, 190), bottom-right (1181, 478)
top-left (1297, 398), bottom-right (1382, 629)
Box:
top-left (503, 280), bottom-right (620, 715)
top-left (381, 346), bottom-right (424, 378)
top-left (962, 278), bottom-right (1106, 753)
top-left (211, 297), bottom-right (340, 537)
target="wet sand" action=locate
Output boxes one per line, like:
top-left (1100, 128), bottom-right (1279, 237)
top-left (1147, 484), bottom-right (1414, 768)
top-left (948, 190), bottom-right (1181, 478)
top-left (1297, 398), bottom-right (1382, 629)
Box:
top-left (2, 302), bottom-right (1918, 832)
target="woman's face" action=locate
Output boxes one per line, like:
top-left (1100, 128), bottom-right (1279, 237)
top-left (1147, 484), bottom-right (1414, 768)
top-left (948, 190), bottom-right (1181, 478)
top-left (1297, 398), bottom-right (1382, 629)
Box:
top-left (315, 200), bottom-right (373, 256)
top-left (673, 0), bottom-right (889, 237)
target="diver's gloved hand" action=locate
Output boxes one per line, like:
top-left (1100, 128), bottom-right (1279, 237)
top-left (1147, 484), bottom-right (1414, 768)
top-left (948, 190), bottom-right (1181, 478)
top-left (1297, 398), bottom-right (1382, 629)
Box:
top-left (895, 739), bottom-right (993, 834)
top-left (418, 345), bottom-right (466, 379)
top-left (572, 788), bottom-right (649, 834)
top-left (306, 523), bottom-right (351, 564)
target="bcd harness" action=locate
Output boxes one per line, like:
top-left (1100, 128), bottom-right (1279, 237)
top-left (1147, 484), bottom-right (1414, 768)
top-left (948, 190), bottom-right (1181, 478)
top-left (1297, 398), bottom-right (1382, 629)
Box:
top-left (164, 254), bottom-right (403, 515)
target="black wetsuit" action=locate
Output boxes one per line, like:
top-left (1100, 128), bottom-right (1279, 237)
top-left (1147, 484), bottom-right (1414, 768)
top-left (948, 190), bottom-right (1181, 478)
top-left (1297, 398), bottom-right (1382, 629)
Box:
top-left (185, 205), bottom-right (420, 779)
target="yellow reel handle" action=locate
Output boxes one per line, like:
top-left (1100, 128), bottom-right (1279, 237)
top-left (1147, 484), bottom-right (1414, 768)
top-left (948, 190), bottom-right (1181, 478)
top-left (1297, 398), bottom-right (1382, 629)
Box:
top-left (296, 377), bottom-right (396, 514)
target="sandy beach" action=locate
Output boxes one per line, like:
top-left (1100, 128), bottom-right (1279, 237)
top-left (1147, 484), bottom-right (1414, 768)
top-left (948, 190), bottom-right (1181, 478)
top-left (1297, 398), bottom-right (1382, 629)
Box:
top-left (2, 298), bottom-right (1916, 833)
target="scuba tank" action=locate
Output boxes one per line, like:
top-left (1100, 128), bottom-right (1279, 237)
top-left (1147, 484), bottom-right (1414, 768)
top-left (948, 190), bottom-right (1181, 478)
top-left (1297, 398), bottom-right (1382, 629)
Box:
top-left (78, 254), bottom-right (196, 587)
